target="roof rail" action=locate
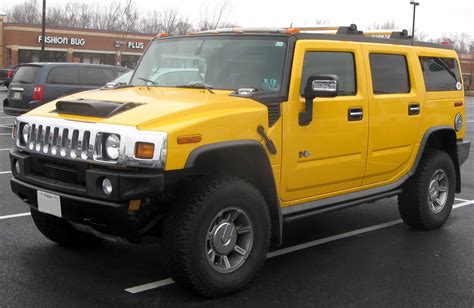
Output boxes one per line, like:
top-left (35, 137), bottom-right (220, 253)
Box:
top-left (196, 25), bottom-right (414, 41)
top-left (336, 24), bottom-right (363, 35)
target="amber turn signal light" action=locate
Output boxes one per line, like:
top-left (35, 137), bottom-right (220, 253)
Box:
top-left (135, 142), bottom-right (155, 159)
top-left (177, 135), bottom-right (202, 145)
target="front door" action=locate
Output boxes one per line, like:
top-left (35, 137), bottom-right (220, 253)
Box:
top-left (280, 40), bottom-right (369, 204)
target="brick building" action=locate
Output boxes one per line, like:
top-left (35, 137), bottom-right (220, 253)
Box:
top-left (0, 14), bottom-right (155, 69)
top-left (460, 53), bottom-right (474, 91)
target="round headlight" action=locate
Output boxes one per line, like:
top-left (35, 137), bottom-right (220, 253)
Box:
top-left (454, 113), bottom-right (463, 132)
top-left (21, 124), bottom-right (30, 144)
top-left (105, 134), bottom-right (120, 160)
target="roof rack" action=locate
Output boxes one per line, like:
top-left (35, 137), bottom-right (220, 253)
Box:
top-left (197, 24), bottom-right (413, 40)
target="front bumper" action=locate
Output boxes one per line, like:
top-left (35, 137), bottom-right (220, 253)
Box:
top-left (10, 150), bottom-right (165, 237)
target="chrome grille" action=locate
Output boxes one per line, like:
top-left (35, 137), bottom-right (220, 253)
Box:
top-left (14, 115), bottom-right (168, 169)
top-left (25, 124), bottom-right (97, 161)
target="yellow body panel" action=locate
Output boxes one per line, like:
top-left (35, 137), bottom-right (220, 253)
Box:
top-left (24, 41), bottom-right (465, 210)
top-left (27, 87), bottom-right (272, 171)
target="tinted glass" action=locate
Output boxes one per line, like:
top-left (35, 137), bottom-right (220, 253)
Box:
top-left (131, 37), bottom-right (288, 92)
top-left (300, 52), bottom-right (356, 96)
top-left (81, 67), bottom-right (115, 86)
top-left (47, 67), bottom-right (81, 85)
top-left (419, 57), bottom-right (461, 91)
top-left (370, 54), bottom-right (410, 94)
top-left (12, 66), bottom-right (41, 84)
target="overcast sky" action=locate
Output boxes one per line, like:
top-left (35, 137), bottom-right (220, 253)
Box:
top-left (0, 0), bottom-right (472, 38)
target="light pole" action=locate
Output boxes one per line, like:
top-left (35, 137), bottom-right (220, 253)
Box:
top-left (410, 1), bottom-right (420, 38)
top-left (40, 0), bottom-right (46, 62)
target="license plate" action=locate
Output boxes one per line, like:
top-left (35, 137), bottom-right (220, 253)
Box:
top-left (12, 92), bottom-right (22, 100)
top-left (37, 191), bottom-right (62, 218)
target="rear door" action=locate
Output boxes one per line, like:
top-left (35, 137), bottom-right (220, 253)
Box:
top-left (8, 65), bottom-right (42, 109)
top-left (80, 67), bottom-right (116, 90)
top-left (45, 66), bottom-right (82, 102)
top-left (362, 44), bottom-right (425, 186)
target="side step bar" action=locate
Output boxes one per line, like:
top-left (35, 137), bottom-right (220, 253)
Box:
top-left (282, 190), bottom-right (402, 223)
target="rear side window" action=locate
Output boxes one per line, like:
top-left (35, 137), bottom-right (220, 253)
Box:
top-left (47, 67), bottom-right (81, 85)
top-left (300, 52), bottom-right (356, 96)
top-left (419, 57), bottom-right (461, 91)
top-left (12, 66), bottom-right (40, 84)
top-left (370, 54), bottom-right (410, 94)
top-left (81, 67), bottom-right (115, 86)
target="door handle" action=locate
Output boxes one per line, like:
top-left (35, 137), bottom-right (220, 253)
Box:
top-left (408, 103), bottom-right (420, 116)
top-left (348, 108), bottom-right (363, 121)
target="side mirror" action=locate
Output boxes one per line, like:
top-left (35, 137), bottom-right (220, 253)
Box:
top-left (299, 75), bottom-right (339, 126)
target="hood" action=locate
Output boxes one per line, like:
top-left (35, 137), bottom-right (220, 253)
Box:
top-left (26, 87), bottom-right (267, 130)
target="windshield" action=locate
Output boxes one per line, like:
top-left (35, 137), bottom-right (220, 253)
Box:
top-left (131, 36), bottom-right (289, 92)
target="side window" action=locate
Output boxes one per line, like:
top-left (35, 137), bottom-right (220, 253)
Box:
top-left (369, 54), bottom-right (410, 94)
top-left (419, 57), bottom-right (461, 91)
top-left (300, 52), bottom-right (356, 96)
top-left (47, 67), bottom-right (81, 85)
top-left (81, 67), bottom-right (115, 86)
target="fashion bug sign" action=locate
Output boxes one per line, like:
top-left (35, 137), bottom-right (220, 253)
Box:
top-left (37, 36), bottom-right (86, 46)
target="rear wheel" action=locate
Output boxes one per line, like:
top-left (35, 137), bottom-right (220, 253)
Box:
top-left (398, 149), bottom-right (456, 230)
top-left (31, 208), bottom-right (102, 247)
top-left (162, 176), bottom-right (271, 298)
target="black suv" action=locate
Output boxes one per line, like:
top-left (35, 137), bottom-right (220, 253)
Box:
top-left (3, 63), bottom-right (128, 116)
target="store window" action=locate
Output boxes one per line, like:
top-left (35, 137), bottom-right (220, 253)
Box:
top-left (18, 50), bottom-right (67, 64)
top-left (73, 52), bottom-right (115, 65)
top-left (121, 54), bottom-right (141, 69)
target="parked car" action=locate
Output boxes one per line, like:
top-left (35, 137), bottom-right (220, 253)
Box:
top-left (3, 65), bottom-right (20, 88)
top-left (103, 70), bottom-right (133, 88)
top-left (3, 63), bottom-right (129, 115)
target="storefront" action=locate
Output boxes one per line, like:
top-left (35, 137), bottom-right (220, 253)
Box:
top-left (0, 15), bottom-right (154, 69)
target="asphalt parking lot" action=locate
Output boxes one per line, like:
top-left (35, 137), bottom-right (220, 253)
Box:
top-left (0, 89), bottom-right (473, 307)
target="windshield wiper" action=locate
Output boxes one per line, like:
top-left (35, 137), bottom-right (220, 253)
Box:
top-left (138, 77), bottom-right (159, 90)
top-left (176, 82), bottom-right (215, 94)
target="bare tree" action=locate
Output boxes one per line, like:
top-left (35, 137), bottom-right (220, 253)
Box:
top-left (366, 21), bottom-right (399, 30)
top-left (5, 0), bottom-right (235, 35)
top-left (7, 0), bottom-right (39, 24)
top-left (198, 0), bottom-right (234, 30)
top-left (446, 32), bottom-right (473, 54)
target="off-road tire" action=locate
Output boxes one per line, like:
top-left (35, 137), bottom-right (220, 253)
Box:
top-left (31, 208), bottom-right (102, 247)
top-left (162, 176), bottom-right (271, 298)
top-left (398, 149), bottom-right (456, 230)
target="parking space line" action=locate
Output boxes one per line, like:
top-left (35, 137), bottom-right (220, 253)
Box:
top-left (0, 213), bottom-right (30, 221)
top-left (125, 199), bottom-right (474, 294)
top-left (0, 133), bottom-right (11, 136)
top-left (0, 124), bottom-right (12, 129)
top-left (0, 148), bottom-right (11, 151)
top-left (125, 279), bottom-right (175, 294)
top-left (0, 171), bottom-right (11, 175)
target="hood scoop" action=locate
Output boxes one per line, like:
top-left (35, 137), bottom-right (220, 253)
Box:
top-left (55, 99), bottom-right (143, 118)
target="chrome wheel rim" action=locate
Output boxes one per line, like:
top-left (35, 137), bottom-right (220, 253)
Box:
top-left (206, 207), bottom-right (254, 273)
top-left (428, 169), bottom-right (449, 214)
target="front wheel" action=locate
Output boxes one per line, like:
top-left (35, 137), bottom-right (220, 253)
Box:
top-left (162, 176), bottom-right (271, 298)
top-left (398, 149), bottom-right (456, 230)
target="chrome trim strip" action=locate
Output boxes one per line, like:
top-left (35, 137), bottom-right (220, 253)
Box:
top-left (14, 115), bottom-right (167, 169)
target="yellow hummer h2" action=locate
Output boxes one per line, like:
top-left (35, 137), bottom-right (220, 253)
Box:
top-left (10, 24), bottom-right (470, 297)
